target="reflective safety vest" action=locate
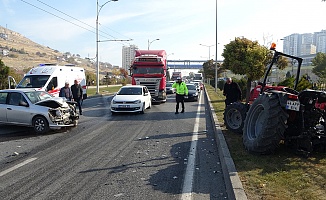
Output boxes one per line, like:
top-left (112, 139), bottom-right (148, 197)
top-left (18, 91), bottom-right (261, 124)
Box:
top-left (172, 81), bottom-right (188, 95)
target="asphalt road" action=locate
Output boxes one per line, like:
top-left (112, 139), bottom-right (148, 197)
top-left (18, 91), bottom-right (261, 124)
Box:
top-left (0, 91), bottom-right (228, 200)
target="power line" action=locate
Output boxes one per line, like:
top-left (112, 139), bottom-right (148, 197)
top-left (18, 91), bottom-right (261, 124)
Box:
top-left (20, 0), bottom-right (96, 35)
top-left (35, 0), bottom-right (118, 40)
top-left (98, 22), bottom-right (133, 41)
top-left (20, 0), bottom-right (130, 42)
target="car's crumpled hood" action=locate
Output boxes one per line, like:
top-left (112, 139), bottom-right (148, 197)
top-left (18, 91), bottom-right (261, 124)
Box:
top-left (35, 97), bottom-right (69, 108)
top-left (113, 95), bottom-right (142, 102)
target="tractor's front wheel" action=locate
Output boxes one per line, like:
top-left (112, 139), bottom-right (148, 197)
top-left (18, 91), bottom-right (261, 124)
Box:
top-left (223, 102), bottom-right (248, 134)
top-left (243, 93), bottom-right (288, 154)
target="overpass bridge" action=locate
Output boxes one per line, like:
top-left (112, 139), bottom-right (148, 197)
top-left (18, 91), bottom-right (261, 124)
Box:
top-left (167, 59), bottom-right (223, 69)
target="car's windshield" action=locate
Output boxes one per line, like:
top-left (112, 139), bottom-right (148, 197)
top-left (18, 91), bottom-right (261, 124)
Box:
top-left (17, 75), bottom-right (50, 88)
top-left (187, 85), bottom-right (197, 90)
top-left (118, 87), bottom-right (142, 95)
top-left (24, 91), bottom-right (53, 104)
top-left (132, 67), bottom-right (163, 75)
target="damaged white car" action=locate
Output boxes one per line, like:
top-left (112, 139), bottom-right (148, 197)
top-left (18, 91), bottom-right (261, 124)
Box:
top-left (0, 89), bottom-right (79, 134)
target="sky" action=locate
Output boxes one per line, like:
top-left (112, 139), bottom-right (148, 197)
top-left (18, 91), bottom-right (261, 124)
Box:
top-left (1, 0), bottom-right (326, 68)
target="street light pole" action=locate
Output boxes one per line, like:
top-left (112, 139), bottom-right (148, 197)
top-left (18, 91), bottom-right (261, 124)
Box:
top-left (96, 0), bottom-right (118, 94)
top-left (199, 44), bottom-right (215, 60)
top-left (215, 0), bottom-right (218, 92)
top-left (148, 38), bottom-right (160, 50)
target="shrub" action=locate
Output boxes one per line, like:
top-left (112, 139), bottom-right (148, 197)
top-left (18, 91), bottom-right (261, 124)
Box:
top-left (8, 53), bottom-right (18, 58)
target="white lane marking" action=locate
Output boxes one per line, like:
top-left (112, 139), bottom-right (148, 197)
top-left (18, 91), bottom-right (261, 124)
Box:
top-left (181, 92), bottom-right (202, 200)
top-left (0, 157), bottom-right (37, 177)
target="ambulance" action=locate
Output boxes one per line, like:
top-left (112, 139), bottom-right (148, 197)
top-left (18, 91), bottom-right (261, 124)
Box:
top-left (15, 64), bottom-right (87, 99)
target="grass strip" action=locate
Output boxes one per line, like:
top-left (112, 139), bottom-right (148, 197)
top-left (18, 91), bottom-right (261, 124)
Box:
top-left (205, 84), bottom-right (326, 200)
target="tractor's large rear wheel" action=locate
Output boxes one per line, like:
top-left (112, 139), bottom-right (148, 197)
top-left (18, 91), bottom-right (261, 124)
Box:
top-left (243, 93), bottom-right (288, 154)
top-left (224, 102), bottom-right (248, 134)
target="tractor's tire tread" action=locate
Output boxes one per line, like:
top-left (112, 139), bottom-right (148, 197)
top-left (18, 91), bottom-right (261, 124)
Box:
top-left (243, 93), bottom-right (289, 154)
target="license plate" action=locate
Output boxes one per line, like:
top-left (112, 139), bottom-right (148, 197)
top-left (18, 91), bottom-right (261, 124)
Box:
top-left (286, 100), bottom-right (300, 111)
top-left (118, 105), bottom-right (130, 108)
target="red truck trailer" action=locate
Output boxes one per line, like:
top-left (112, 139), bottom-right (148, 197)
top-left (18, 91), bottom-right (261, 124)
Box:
top-left (130, 50), bottom-right (167, 103)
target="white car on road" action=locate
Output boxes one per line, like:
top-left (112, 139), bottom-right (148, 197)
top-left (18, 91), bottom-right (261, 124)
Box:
top-left (110, 85), bottom-right (152, 114)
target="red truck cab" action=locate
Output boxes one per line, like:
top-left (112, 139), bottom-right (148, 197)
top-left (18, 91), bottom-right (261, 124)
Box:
top-left (131, 50), bottom-right (167, 102)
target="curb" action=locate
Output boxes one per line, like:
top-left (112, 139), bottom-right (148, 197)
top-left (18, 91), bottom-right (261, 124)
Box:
top-left (204, 88), bottom-right (248, 200)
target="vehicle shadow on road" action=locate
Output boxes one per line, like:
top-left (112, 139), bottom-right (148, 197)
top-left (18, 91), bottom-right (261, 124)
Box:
top-left (0, 125), bottom-right (68, 142)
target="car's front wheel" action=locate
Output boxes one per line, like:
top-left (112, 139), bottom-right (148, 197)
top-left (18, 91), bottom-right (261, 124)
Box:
top-left (32, 116), bottom-right (49, 134)
top-left (140, 103), bottom-right (145, 114)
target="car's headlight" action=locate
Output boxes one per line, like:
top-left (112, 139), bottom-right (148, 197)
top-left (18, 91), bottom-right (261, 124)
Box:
top-left (112, 100), bottom-right (116, 104)
top-left (133, 99), bottom-right (141, 104)
top-left (55, 110), bottom-right (62, 117)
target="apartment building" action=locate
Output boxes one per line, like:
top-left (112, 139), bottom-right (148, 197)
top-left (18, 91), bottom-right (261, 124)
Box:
top-left (314, 30), bottom-right (326, 53)
top-left (283, 30), bottom-right (326, 57)
top-left (283, 33), bottom-right (303, 56)
top-left (122, 44), bottom-right (138, 72)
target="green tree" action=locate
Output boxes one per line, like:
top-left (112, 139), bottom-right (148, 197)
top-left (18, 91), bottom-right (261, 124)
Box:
top-left (202, 60), bottom-right (224, 87)
top-left (119, 68), bottom-right (131, 85)
top-left (296, 75), bottom-right (312, 92)
top-left (278, 76), bottom-right (295, 88)
top-left (119, 68), bottom-right (129, 78)
top-left (67, 57), bottom-right (77, 65)
top-left (278, 75), bottom-right (312, 92)
top-left (85, 70), bottom-right (96, 86)
top-left (311, 52), bottom-right (326, 81)
top-left (222, 37), bottom-right (288, 103)
top-left (9, 68), bottom-right (23, 86)
top-left (0, 59), bottom-right (10, 89)
top-left (189, 72), bottom-right (195, 80)
top-left (202, 60), bottom-right (215, 80)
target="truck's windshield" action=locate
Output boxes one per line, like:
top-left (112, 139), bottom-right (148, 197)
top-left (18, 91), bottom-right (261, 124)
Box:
top-left (16, 75), bottom-right (50, 88)
top-left (132, 67), bottom-right (164, 75)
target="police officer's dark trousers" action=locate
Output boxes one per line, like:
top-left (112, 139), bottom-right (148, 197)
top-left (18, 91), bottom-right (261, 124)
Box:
top-left (176, 94), bottom-right (185, 113)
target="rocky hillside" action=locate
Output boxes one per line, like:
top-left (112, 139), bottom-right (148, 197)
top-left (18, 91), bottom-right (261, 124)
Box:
top-left (0, 26), bottom-right (113, 74)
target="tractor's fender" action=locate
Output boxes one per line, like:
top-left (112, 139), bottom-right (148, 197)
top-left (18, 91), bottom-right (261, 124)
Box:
top-left (262, 90), bottom-right (297, 109)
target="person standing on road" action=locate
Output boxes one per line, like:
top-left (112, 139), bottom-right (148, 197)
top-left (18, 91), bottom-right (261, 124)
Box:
top-left (172, 77), bottom-right (188, 114)
top-left (223, 77), bottom-right (242, 107)
top-left (71, 79), bottom-right (83, 115)
top-left (59, 82), bottom-right (72, 101)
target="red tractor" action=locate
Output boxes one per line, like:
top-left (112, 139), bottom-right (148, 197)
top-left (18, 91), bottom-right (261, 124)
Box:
top-left (223, 44), bottom-right (326, 155)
